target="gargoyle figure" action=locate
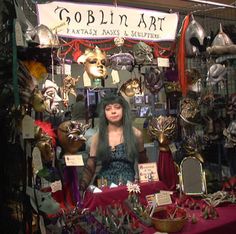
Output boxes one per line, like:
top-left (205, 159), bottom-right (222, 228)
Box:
top-left (60, 75), bottom-right (79, 107)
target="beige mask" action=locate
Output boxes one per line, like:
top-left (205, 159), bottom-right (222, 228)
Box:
top-left (84, 47), bottom-right (107, 79)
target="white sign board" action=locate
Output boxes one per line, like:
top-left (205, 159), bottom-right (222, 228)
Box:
top-left (37, 1), bottom-right (179, 41)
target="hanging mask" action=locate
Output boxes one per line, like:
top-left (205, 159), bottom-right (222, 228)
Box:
top-left (182, 133), bottom-right (204, 163)
top-left (144, 67), bottom-right (163, 94)
top-left (148, 115), bottom-right (176, 145)
top-left (120, 78), bottom-right (141, 97)
top-left (57, 120), bottom-right (90, 154)
top-left (109, 52), bottom-right (135, 72)
top-left (31, 88), bottom-right (46, 112)
top-left (180, 97), bottom-right (201, 125)
top-left (206, 64), bottom-right (227, 86)
top-left (80, 47), bottom-right (108, 80)
top-left (133, 42), bottom-right (153, 64)
top-left (42, 80), bottom-right (62, 114)
top-left (227, 93), bottom-right (236, 115)
top-left (223, 120), bottom-right (236, 147)
top-left (185, 15), bottom-right (207, 57)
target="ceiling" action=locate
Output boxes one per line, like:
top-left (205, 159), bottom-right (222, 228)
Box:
top-left (72, 0), bottom-right (236, 21)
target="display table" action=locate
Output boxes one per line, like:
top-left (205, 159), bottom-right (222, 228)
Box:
top-left (143, 203), bottom-right (236, 234)
top-left (82, 181), bottom-right (168, 211)
top-left (81, 182), bottom-right (236, 234)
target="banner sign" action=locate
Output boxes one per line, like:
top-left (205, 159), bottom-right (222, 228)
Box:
top-left (36, 1), bottom-right (179, 41)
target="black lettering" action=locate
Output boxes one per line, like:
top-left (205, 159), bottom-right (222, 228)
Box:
top-left (87, 10), bottom-right (95, 26)
top-left (110, 11), bottom-right (114, 24)
top-left (149, 16), bottom-right (156, 30)
top-left (55, 7), bottom-right (71, 24)
top-left (119, 15), bottom-right (128, 27)
top-left (75, 11), bottom-right (81, 23)
top-left (137, 14), bottom-right (147, 28)
top-left (100, 10), bottom-right (107, 24)
top-left (158, 17), bottom-right (165, 31)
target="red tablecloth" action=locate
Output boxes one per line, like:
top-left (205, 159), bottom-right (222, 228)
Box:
top-left (82, 181), bottom-right (168, 211)
top-left (143, 203), bottom-right (236, 234)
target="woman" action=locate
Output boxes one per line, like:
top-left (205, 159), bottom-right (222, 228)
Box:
top-left (80, 94), bottom-right (148, 191)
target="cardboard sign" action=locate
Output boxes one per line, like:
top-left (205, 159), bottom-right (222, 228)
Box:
top-left (138, 162), bottom-right (159, 183)
top-left (155, 192), bottom-right (172, 206)
top-left (65, 154), bottom-right (84, 166)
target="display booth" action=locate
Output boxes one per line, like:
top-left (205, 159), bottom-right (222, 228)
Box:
top-left (1, 0), bottom-right (236, 233)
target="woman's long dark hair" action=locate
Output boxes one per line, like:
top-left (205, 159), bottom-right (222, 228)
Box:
top-left (96, 94), bottom-right (138, 162)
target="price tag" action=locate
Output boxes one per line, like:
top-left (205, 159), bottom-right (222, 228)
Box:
top-left (15, 20), bottom-right (25, 47)
top-left (50, 180), bottom-right (62, 193)
top-left (111, 69), bottom-right (120, 84)
top-left (64, 63), bottom-right (71, 75)
top-left (32, 147), bottom-right (43, 174)
top-left (22, 115), bottom-right (35, 139)
top-left (157, 57), bottom-right (170, 67)
top-left (83, 72), bottom-right (92, 87)
top-left (169, 143), bottom-right (177, 154)
top-left (155, 193), bottom-right (172, 206)
top-left (65, 154), bottom-right (84, 166)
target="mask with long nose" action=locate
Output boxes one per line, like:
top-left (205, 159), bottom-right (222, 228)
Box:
top-left (148, 116), bottom-right (177, 146)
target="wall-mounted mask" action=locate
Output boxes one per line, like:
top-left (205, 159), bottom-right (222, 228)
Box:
top-left (42, 79), bottom-right (62, 114)
top-left (185, 15), bottom-right (207, 57)
top-left (144, 67), bottom-right (163, 94)
top-left (133, 42), bottom-right (153, 64)
top-left (31, 88), bottom-right (46, 112)
top-left (109, 52), bottom-right (135, 72)
top-left (34, 121), bottom-right (56, 163)
top-left (223, 120), bottom-right (236, 148)
top-left (120, 78), bottom-right (141, 97)
top-left (79, 47), bottom-right (108, 80)
top-left (57, 120), bottom-right (90, 154)
top-left (207, 64), bottom-right (227, 86)
top-left (180, 97), bottom-right (201, 125)
top-left (148, 115), bottom-right (176, 145)
top-left (183, 134), bottom-right (204, 163)
top-left (227, 93), bottom-right (236, 115)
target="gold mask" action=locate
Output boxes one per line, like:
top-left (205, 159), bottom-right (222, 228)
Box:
top-left (148, 116), bottom-right (176, 145)
top-left (84, 47), bottom-right (107, 80)
top-left (57, 120), bottom-right (90, 154)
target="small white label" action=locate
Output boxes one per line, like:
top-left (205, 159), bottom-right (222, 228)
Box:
top-left (22, 115), bottom-right (35, 139)
top-left (157, 57), bottom-right (170, 67)
top-left (83, 72), bottom-right (92, 87)
top-left (65, 154), bottom-right (84, 166)
top-left (64, 63), bottom-right (71, 75)
top-left (155, 193), bottom-right (172, 206)
top-left (111, 69), bottom-right (120, 84)
top-left (15, 20), bottom-right (25, 47)
top-left (32, 147), bottom-right (43, 174)
top-left (50, 180), bottom-right (62, 193)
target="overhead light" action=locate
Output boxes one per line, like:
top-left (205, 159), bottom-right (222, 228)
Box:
top-left (186, 0), bottom-right (236, 9)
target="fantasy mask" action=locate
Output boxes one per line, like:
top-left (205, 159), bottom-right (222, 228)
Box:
top-left (79, 47), bottom-right (108, 80)
top-left (206, 64), bottom-right (227, 86)
top-left (148, 116), bottom-right (176, 145)
top-left (223, 120), bottom-right (236, 148)
top-left (109, 52), bottom-right (135, 72)
top-left (120, 78), bottom-right (141, 97)
top-left (144, 67), bottom-right (163, 94)
top-left (57, 120), bottom-right (90, 154)
top-left (42, 80), bottom-right (62, 114)
top-left (34, 121), bottom-right (56, 163)
top-left (133, 42), bottom-right (153, 64)
top-left (180, 97), bottom-right (201, 125)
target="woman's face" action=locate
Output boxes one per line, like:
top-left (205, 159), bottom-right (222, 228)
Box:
top-left (105, 103), bottom-right (123, 124)
top-left (85, 54), bottom-right (107, 79)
